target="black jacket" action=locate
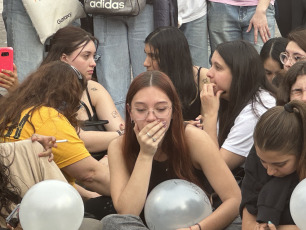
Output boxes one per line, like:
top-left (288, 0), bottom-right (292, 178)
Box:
top-left (240, 146), bottom-right (299, 226)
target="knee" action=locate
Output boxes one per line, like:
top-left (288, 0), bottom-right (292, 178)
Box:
top-left (101, 214), bottom-right (122, 228)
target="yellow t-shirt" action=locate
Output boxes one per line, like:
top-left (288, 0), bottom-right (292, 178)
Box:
top-left (2, 106), bottom-right (90, 185)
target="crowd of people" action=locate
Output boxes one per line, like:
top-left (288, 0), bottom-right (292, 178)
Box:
top-left (0, 0), bottom-right (306, 229)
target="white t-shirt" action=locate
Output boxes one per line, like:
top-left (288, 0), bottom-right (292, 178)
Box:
top-left (219, 90), bottom-right (275, 158)
top-left (177, 0), bottom-right (207, 24)
top-left (208, 0), bottom-right (275, 6)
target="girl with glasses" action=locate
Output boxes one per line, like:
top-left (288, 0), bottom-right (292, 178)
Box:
top-left (281, 28), bottom-right (306, 71)
top-left (101, 71), bottom-right (241, 230)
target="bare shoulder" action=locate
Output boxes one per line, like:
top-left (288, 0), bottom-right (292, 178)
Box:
top-left (184, 124), bottom-right (210, 142)
top-left (87, 80), bottom-right (113, 104)
top-left (87, 80), bottom-right (106, 91)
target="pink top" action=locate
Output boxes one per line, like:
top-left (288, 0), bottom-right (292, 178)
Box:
top-left (208, 0), bottom-right (275, 6)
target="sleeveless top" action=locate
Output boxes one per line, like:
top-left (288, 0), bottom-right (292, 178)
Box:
top-left (139, 139), bottom-right (213, 223)
top-left (182, 67), bottom-right (202, 121)
top-left (80, 87), bottom-right (108, 160)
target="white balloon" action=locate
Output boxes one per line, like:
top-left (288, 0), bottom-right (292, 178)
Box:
top-left (19, 180), bottom-right (84, 230)
top-left (290, 178), bottom-right (306, 230)
top-left (144, 179), bottom-right (212, 230)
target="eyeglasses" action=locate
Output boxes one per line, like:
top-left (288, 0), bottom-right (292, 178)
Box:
top-left (70, 65), bottom-right (83, 80)
top-left (290, 88), bottom-right (306, 97)
top-left (131, 106), bottom-right (172, 120)
top-left (280, 52), bottom-right (306, 65)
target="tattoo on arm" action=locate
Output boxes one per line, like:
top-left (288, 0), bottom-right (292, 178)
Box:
top-left (202, 78), bottom-right (209, 84)
top-left (91, 87), bottom-right (98, 91)
top-left (111, 111), bottom-right (119, 118)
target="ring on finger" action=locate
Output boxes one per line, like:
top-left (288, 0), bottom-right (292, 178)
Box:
top-left (152, 137), bottom-right (157, 142)
top-left (146, 132), bottom-right (152, 138)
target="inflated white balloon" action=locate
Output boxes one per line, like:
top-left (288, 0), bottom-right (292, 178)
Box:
top-left (290, 178), bottom-right (306, 230)
top-left (144, 179), bottom-right (212, 230)
top-left (19, 180), bottom-right (84, 230)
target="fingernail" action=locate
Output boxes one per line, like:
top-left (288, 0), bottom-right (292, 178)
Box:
top-left (268, 221), bottom-right (273, 225)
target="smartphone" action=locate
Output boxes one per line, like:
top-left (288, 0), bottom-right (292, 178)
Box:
top-left (6, 204), bottom-right (20, 228)
top-left (0, 47), bottom-right (14, 73)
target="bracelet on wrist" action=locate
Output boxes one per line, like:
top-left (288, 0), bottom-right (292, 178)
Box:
top-left (116, 130), bottom-right (124, 136)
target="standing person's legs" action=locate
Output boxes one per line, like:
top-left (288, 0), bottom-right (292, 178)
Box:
top-left (101, 214), bottom-right (149, 230)
top-left (242, 4), bottom-right (275, 53)
top-left (180, 14), bottom-right (209, 68)
top-left (3, 0), bottom-right (44, 82)
top-left (128, 4), bottom-right (154, 78)
top-left (207, 2), bottom-right (242, 55)
top-left (93, 16), bottom-right (130, 117)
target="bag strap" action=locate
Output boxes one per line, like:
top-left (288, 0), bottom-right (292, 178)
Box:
top-left (86, 87), bottom-right (98, 118)
top-left (80, 101), bottom-right (93, 121)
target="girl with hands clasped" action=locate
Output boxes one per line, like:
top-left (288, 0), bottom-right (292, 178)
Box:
top-left (200, 40), bottom-right (276, 172)
top-left (100, 71), bottom-right (241, 230)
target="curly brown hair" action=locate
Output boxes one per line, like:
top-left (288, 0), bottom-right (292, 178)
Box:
top-left (0, 61), bottom-right (87, 138)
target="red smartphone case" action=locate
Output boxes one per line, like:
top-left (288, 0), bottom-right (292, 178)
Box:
top-left (0, 47), bottom-right (14, 72)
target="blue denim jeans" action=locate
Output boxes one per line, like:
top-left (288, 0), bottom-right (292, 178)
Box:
top-left (208, 2), bottom-right (275, 54)
top-left (93, 5), bottom-right (154, 117)
top-left (179, 14), bottom-right (209, 68)
top-left (3, 0), bottom-right (44, 82)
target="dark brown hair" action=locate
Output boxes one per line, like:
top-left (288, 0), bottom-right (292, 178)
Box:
top-left (216, 40), bottom-right (275, 146)
top-left (254, 100), bottom-right (306, 180)
top-left (41, 25), bottom-right (98, 65)
top-left (0, 61), bottom-right (87, 137)
top-left (287, 28), bottom-right (306, 53)
top-left (123, 71), bottom-right (203, 189)
top-left (277, 61), bottom-right (306, 105)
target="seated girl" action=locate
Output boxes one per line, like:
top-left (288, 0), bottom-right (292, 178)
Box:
top-left (240, 100), bottom-right (306, 230)
top-left (101, 71), bottom-right (241, 230)
top-left (41, 26), bottom-right (125, 160)
top-left (201, 40), bottom-right (276, 171)
top-left (0, 61), bottom-right (110, 199)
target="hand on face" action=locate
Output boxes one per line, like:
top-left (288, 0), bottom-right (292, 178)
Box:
top-left (200, 83), bottom-right (224, 116)
top-left (134, 120), bottom-right (167, 157)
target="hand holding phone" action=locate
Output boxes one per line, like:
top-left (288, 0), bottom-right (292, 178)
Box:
top-left (0, 47), bottom-right (18, 92)
top-left (0, 47), bottom-right (13, 73)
